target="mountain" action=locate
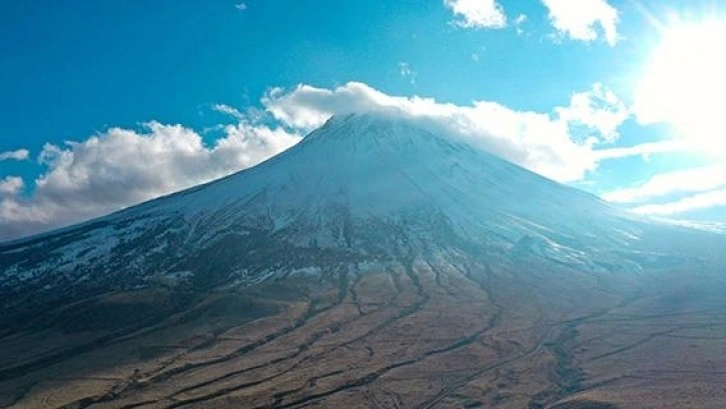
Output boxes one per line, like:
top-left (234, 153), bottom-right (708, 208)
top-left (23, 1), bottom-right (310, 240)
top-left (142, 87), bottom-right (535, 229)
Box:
top-left (2, 112), bottom-right (726, 409)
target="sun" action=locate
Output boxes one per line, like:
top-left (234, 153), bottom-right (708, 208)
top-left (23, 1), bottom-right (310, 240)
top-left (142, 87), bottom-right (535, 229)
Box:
top-left (634, 15), bottom-right (726, 153)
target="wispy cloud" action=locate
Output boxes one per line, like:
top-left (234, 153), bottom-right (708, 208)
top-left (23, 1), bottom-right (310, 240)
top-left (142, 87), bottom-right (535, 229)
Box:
top-left (397, 62), bottom-right (418, 85)
top-left (471, 46), bottom-right (486, 62)
top-left (594, 140), bottom-right (686, 161)
top-left (443, 0), bottom-right (507, 29)
top-left (603, 165), bottom-right (726, 204)
top-left (0, 149), bottom-right (30, 162)
top-left (234, 2), bottom-right (247, 11)
top-left (631, 189), bottom-right (726, 216)
top-left (514, 14), bottom-right (527, 35)
top-left (541, 0), bottom-right (619, 46)
top-left (213, 103), bottom-right (246, 120)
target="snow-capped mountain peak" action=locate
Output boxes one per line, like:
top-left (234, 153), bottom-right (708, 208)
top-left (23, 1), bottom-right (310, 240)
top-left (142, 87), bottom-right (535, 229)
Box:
top-left (0, 112), bottom-right (692, 320)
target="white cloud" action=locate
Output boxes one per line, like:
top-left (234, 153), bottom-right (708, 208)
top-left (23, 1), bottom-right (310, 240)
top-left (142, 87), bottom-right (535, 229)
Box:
top-left (235, 2), bottom-right (247, 11)
top-left (604, 163), bottom-right (726, 218)
top-left (555, 82), bottom-right (629, 142)
top-left (443, 0), bottom-right (507, 29)
top-left (514, 14), bottom-right (527, 35)
top-left (631, 189), bottom-right (726, 216)
top-left (0, 176), bottom-right (23, 196)
top-left (0, 149), bottom-right (30, 161)
top-left (541, 0), bottom-right (619, 46)
top-left (0, 121), bottom-right (299, 241)
top-left (398, 62), bottom-right (417, 85)
top-left (213, 103), bottom-right (246, 120)
top-left (263, 81), bottom-right (627, 182)
top-left (603, 165), bottom-right (726, 204)
top-left (594, 140), bottom-right (686, 161)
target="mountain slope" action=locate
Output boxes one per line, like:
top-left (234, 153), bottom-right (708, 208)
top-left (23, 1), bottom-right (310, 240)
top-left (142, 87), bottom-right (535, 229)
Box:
top-left (1, 112), bottom-right (726, 409)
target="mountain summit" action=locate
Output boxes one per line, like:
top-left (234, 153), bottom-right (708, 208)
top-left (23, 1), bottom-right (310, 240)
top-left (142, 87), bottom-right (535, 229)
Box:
top-left (2, 113), bottom-right (726, 409)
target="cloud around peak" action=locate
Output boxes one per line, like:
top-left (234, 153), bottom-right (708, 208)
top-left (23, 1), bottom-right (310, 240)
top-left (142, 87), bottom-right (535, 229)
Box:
top-left (264, 81), bottom-right (629, 182)
top-left (2, 81), bottom-right (633, 241)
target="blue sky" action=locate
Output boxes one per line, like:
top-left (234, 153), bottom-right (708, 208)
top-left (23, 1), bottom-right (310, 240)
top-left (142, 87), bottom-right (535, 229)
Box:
top-left (1, 0), bottom-right (725, 240)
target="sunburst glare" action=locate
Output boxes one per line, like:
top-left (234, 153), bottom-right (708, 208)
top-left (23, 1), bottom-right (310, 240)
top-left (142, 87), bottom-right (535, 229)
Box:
top-left (634, 9), bottom-right (726, 154)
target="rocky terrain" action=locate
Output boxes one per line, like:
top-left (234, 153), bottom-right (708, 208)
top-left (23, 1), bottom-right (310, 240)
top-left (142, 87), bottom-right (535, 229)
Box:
top-left (2, 113), bottom-right (726, 408)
